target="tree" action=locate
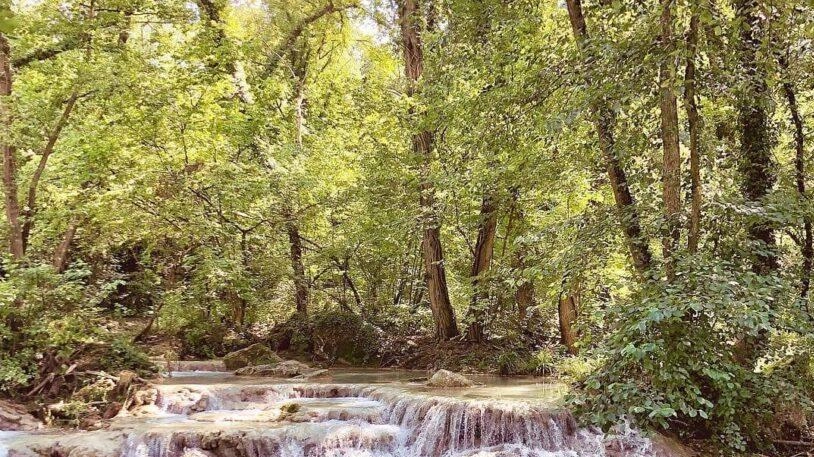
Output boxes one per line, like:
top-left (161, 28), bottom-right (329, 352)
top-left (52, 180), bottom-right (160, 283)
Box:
top-left (659, 0), bottom-right (681, 280)
top-left (398, 0), bottom-right (459, 339)
top-left (736, 0), bottom-right (777, 276)
top-left (565, 0), bottom-right (653, 276)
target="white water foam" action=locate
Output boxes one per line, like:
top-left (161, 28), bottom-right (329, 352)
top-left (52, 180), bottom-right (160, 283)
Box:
top-left (1, 375), bottom-right (658, 457)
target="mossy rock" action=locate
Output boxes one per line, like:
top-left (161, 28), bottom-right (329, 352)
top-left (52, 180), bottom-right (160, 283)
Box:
top-left (222, 343), bottom-right (281, 370)
top-left (426, 369), bottom-right (476, 388)
top-left (234, 360), bottom-right (312, 377)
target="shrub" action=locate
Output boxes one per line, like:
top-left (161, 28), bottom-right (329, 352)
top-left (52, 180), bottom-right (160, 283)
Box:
top-left (98, 338), bottom-right (156, 376)
top-left (0, 262), bottom-right (155, 394)
top-left (569, 258), bottom-right (812, 452)
top-left (555, 355), bottom-right (599, 381)
top-left (179, 320), bottom-right (229, 359)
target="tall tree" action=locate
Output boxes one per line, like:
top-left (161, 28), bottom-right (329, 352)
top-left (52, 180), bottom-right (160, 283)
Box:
top-left (0, 33), bottom-right (23, 260)
top-left (779, 52), bottom-right (812, 306)
top-left (467, 193), bottom-right (498, 342)
top-left (565, 0), bottom-right (653, 276)
top-left (735, 0), bottom-right (777, 275)
top-left (685, 11), bottom-right (703, 254)
top-left (659, 0), bottom-right (681, 280)
top-left (286, 41), bottom-right (311, 316)
top-left (399, 0), bottom-right (459, 339)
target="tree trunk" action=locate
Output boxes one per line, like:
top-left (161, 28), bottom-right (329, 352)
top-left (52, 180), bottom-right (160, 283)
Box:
top-left (558, 293), bottom-right (579, 355)
top-left (195, 0), bottom-right (253, 104)
top-left (333, 255), bottom-right (363, 309)
top-left (779, 55), bottom-right (812, 307)
top-left (732, 0), bottom-right (777, 364)
top-left (286, 213), bottom-right (308, 316)
top-left (418, 149), bottom-right (459, 339)
top-left (21, 92), bottom-right (79, 253)
top-left (685, 13), bottom-right (702, 254)
top-left (467, 194), bottom-right (498, 342)
top-left (565, 0), bottom-right (652, 277)
top-left (294, 78), bottom-right (306, 149)
top-left (735, 0), bottom-right (777, 276)
top-left (0, 34), bottom-right (24, 261)
top-left (516, 280), bottom-right (534, 320)
top-left (284, 44), bottom-right (310, 317)
top-left (400, 0), bottom-right (459, 339)
top-left (659, 0), bottom-right (681, 280)
top-left (51, 219), bottom-right (78, 273)
top-left (515, 250), bottom-right (534, 321)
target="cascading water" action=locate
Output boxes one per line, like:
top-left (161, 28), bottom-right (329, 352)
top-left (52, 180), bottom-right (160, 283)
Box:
top-left (0, 372), bottom-right (659, 457)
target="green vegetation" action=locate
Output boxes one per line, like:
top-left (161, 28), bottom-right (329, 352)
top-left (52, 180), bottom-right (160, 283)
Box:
top-left (1, 0), bottom-right (813, 453)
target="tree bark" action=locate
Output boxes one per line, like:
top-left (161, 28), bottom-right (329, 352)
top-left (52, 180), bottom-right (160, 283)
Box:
top-left (565, 0), bottom-right (653, 277)
top-left (779, 54), bottom-right (812, 306)
top-left (659, 0), bottom-right (681, 280)
top-left (685, 13), bottom-right (702, 254)
top-left (0, 34), bottom-right (24, 260)
top-left (263, 2), bottom-right (356, 78)
top-left (516, 279), bottom-right (534, 319)
top-left (195, 0), bottom-right (254, 104)
top-left (51, 219), bottom-right (78, 273)
top-left (400, 0), bottom-right (459, 339)
top-left (283, 43), bottom-right (310, 317)
top-left (735, 0), bottom-right (777, 276)
top-left (286, 215), bottom-right (309, 316)
top-left (333, 255), bottom-right (363, 309)
top-left (558, 293), bottom-right (579, 355)
top-left (514, 241), bottom-right (534, 320)
top-left (466, 194), bottom-right (498, 342)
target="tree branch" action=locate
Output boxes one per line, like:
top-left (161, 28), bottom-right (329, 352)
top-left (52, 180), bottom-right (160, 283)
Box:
top-left (21, 92), bottom-right (81, 250)
top-left (263, 2), bottom-right (358, 77)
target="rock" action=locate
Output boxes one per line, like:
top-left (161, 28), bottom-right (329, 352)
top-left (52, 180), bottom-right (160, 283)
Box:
top-left (170, 360), bottom-right (228, 372)
top-left (650, 433), bottom-right (697, 457)
top-left (234, 360), bottom-right (314, 377)
top-left (293, 368), bottom-right (330, 380)
top-left (426, 369), bottom-right (475, 388)
top-left (102, 402), bottom-right (122, 420)
top-left (222, 343), bottom-right (281, 370)
top-left (270, 360), bottom-right (311, 377)
top-left (73, 377), bottom-right (116, 402)
top-left (182, 450), bottom-right (217, 457)
top-left (115, 370), bottom-right (138, 397)
top-left (129, 387), bottom-right (158, 409)
top-left (280, 402), bottom-right (300, 414)
top-left (234, 364), bottom-right (278, 376)
top-left (0, 399), bottom-right (41, 431)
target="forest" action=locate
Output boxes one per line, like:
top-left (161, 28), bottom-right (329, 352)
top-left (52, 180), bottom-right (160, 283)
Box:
top-left (0, 0), bottom-right (813, 455)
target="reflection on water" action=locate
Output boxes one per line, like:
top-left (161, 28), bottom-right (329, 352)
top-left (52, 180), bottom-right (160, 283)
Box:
top-left (163, 368), bottom-right (570, 403)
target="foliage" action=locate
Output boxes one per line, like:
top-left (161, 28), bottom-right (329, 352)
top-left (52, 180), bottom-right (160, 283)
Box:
top-left (571, 258), bottom-right (813, 450)
top-left (0, 261), bottom-right (153, 393)
top-left (0, 0), bottom-right (813, 453)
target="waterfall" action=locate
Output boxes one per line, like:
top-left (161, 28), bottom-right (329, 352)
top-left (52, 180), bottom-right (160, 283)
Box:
top-left (1, 380), bottom-right (657, 457)
top-left (128, 383), bottom-right (652, 457)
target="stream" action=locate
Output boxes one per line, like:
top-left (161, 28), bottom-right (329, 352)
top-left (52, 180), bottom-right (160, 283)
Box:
top-left (0, 369), bottom-right (666, 457)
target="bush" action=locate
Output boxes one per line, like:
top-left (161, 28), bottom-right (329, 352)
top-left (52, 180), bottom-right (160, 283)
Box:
top-left (268, 309), bottom-right (381, 364)
top-left (179, 320), bottom-right (229, 359)
top-left (98, 338), bottom-right (156, 376)
top-left (555, 355), bottom-right (599, 381)
top-left (311, 309), bottom-right (380, 364)
top-left (0, 262), bottom-right (155, 394)
top-left (569, 258), bottom-right (813, 452)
